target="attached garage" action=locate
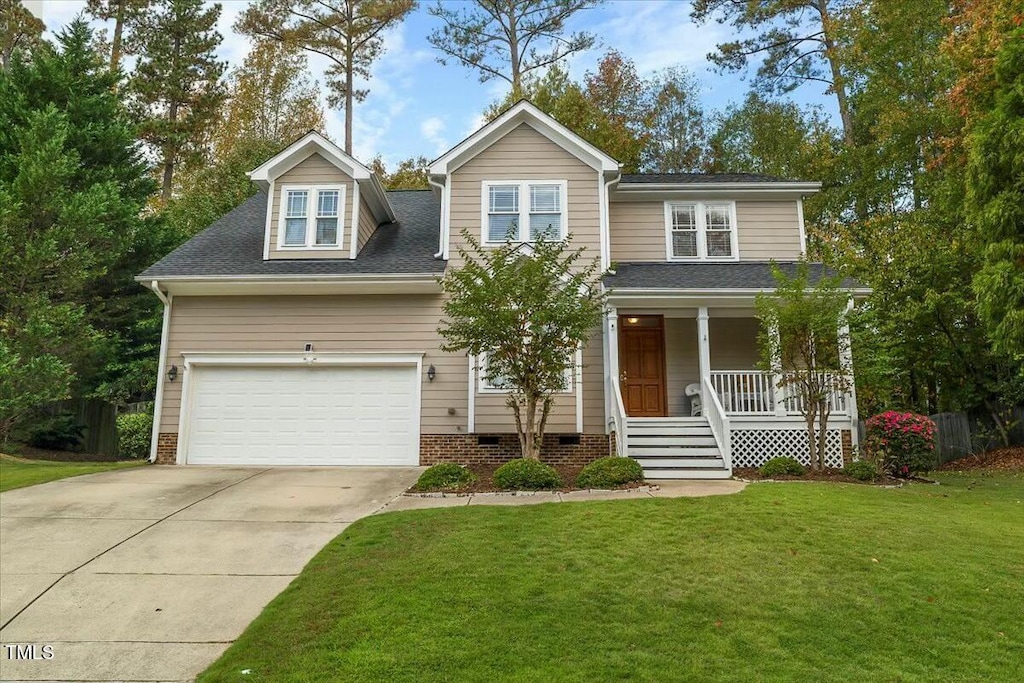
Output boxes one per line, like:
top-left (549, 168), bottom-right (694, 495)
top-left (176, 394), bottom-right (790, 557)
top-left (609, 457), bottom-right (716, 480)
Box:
top-left (177, 356), bottom-right (421, 466)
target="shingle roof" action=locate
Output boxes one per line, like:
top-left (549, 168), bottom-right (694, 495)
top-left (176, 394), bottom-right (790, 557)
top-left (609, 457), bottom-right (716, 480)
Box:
top-left (620, 173), bottom-right (801, 184)
top-left (604, 262), bottom-right (860, 290)
top-left (138, 189), bottom-right (443, 278)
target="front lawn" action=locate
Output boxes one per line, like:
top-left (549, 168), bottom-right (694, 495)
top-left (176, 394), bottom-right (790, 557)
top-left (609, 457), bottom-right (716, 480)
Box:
top-left (0, 453), bottom-right (145, 492)
top-left (201, 472), bottom-right (1023, 682)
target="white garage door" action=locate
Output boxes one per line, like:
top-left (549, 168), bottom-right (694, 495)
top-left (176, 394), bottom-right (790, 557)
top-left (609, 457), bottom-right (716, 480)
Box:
top-left (183, 364), bottom-right (419, 466)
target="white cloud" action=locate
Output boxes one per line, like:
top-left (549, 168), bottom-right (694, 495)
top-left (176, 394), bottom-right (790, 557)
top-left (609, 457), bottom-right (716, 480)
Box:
top-left (419, 116), bottom-right (448, 156)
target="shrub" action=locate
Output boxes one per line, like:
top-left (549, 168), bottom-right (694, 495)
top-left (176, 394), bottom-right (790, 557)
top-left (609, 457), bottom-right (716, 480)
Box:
top-left (26, 413), bottom-right (84, 451)
top-left (413, 463), bottom-right (476, 491)
top-left (576, 456), bottom-right (644, 488)
top-left (760, 456), bottom-right (806, 477)
top-left (117, 412), bottom-right (153, 459)
top-left (865, 411), bottom-right (936, 477)
top-left (844, 459), bottom-right (881, 482)
top-left (494, 458), bottom-right (563, 490)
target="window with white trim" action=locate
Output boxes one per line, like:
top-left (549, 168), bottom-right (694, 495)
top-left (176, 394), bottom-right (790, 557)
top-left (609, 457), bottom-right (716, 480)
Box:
top-left (478, 352), bottom-right (573, 393)
top-left (279, 185), bottom-right (345, 249)
top-left (665, 200), bottom-right (738, 260)
top-left (483, 180), bottom-right (566, 243)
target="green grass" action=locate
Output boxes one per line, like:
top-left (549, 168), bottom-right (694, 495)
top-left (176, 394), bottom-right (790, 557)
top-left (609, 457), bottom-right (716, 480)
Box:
top-left (0, 453), bottom-right (145, 492)
top-left (201, 471), bottom-right (1024, 683)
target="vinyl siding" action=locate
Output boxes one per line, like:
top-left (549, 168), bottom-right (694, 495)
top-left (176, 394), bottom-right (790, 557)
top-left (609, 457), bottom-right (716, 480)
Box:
top-left (609, 199), bottom-right (803, 262)
top-left (160, 295), bottom-right (607, 435)
top-left (447, 123), bottom-right (601, 270)
top-left (357, 194), bottom-right (377, 250)
top-left (268, 153), bottom-right (355, 259)
top-left (708, 317), bottom-right (761, 369)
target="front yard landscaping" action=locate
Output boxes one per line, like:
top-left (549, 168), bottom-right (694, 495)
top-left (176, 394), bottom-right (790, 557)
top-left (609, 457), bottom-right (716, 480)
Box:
top-left (0, 453), bottom-right (145, 492)
top-left (200, 470), bottom-right (1023, 682)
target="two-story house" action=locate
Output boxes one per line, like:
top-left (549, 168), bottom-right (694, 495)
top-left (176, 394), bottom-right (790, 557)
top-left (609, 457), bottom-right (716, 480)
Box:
top-left (138, 102), bottom-right (863, 479)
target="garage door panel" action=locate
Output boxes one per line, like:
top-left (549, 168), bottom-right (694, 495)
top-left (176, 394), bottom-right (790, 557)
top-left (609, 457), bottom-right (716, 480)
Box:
top-left (184, 365), bottom-right (419, 466)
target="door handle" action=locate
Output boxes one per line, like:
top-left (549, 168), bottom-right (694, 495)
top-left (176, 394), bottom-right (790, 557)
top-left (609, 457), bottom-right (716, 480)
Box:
top-left (620, 370), bottom-right (628, 382)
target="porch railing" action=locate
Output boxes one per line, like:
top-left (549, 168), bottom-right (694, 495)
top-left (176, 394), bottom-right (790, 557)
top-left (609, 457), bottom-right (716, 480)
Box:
top-left (708, 370), bottom-right (849, 417)
top-left (610, 377), bottom-right (629, 457)
top-left (703, 376), bottom-right (732, 470)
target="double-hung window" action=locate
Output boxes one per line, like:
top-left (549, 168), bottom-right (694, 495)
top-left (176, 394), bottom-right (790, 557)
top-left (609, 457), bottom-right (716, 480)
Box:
top-left (477, 352), bottom-right (574, 393)
top-left (665, 200), bottom-right (737, 260)
top-left (483, 180), bottom-right (567, 243)
top-left (279, 185), bottom-right (345, 249)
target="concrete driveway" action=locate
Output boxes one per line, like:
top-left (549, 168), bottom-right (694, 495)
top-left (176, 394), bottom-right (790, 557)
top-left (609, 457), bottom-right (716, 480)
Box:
top-left (0, 465), bottom-right (420, 682)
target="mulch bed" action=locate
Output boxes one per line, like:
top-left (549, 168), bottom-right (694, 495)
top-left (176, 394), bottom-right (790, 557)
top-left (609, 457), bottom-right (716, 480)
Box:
top-left (937, 446), bottom-right (1024, 472)
top-left (416, 462), bottom-right (649, 494)
top-left (733, 467), bottom-right (904, 485)
top-left (2, 443), bottom-right (125, 462)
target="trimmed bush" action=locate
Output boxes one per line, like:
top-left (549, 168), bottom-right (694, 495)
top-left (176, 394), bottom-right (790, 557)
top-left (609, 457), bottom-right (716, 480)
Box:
top-left (413, 463), bottom-right (476, 491)
top-left (576, 456), bottom-right (644, 489)
top-left (494, 458), bottom-right (562, 490)
top-left (116, 412), bottom-right (153, 459)
top-left (27, 413), bottom-right (84, 451)
top-left (865, 411), bottom-right (936, 477)
top-left (844, 459), bottom-right (881, 482)
top-left (760, 456), bottom-right (806, 477)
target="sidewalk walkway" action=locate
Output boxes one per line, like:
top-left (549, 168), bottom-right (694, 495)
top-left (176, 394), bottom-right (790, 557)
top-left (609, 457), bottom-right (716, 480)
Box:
top-left (378, 479), bottom-right (747, 512)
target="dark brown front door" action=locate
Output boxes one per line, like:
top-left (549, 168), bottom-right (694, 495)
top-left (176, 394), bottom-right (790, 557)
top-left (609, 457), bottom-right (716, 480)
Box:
top-left (619, 315), bottom-right (667, 417)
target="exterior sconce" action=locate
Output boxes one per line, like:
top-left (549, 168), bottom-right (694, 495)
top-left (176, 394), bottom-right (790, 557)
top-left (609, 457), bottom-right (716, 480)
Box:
top-left (427, 365), bottom-right (436, 381)
top-left (167, 364), bottom-right (178, 382)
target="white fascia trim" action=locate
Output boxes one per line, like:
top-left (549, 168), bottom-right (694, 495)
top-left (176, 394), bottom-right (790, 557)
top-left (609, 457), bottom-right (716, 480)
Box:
top-left (349, 180), bottom-right (361, 259)
top-left (607, 287), bottom-right (873, 297)
top-left (262, 179), bottom-right (274, 260)
top-left (616, 181), bottom-right (822, 193)
top-left (663, 200), bottom-right (740, 263)
top-left (797, 198), bottom-right (807, 255)
top-left (148, 282), bottom-right (171, 463)
top-left (277, 184), bottom-right (347, 251)
top-left (429, 101), bottom-right (619, 175)
top-left (180, 352), bottom-right (425, 368)
top-left (480, 179), bottom-right (569, 245)
top-left (248, 131), bottom-right (371, 184)
top-left (574, 348), bottom-right (584, 433)
top-left (137, 273), bottom-right (440, 283)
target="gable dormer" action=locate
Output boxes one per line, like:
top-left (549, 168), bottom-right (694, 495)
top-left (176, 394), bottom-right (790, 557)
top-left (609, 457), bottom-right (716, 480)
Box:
top-left (248, 131), bottom-right (396, 260)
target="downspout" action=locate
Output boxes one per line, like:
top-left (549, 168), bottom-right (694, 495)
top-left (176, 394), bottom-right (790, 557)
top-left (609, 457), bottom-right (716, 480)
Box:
top-left (602, 173), bottom-right (620, 273)
top-left (148, 281), bottom-right (172, 463)
top-left (428, 176), bottom-right (446, 259)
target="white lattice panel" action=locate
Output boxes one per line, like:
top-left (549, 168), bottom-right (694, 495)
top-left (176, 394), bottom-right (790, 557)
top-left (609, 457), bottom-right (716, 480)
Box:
top-left (731, 429), bottom-right (844, 469)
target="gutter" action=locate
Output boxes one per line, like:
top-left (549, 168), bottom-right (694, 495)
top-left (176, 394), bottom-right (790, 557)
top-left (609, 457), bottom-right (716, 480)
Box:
top-left (132, 272), bottom-right (442, 283)
top-left (428, 176), bottom-right (446, 259)
top-left (147, 281), bottom-right (171, 463)
top-left (615, 181), bottom-right (822, 192)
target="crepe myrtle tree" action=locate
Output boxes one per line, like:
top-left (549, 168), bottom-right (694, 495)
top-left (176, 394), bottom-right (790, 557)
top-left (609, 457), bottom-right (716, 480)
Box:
top-left (756, 260), bottom-right (852, 470)
top-left (438, 229), bottom-right (606, 460)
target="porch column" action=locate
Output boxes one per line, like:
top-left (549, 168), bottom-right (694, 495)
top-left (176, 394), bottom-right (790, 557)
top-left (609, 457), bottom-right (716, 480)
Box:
top-left (697, 307), bottom-right (710, 404)
top-left (771, 323), bottom-right (787, 417)
top-left (840, 297), bottom-right (859, 447)
top-left (605, 306), bottom-right (619, 431)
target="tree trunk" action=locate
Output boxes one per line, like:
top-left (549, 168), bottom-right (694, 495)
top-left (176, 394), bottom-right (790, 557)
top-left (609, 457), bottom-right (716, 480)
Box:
top-left (983, 398), bottom-right (1011, 447)
top-left (111, 0), bottom-right (125, 71)
top-left (507, 3), bottom-right (521, 99)
top-left (344, 56), bottom-right (353, 155)
top-left (805, 404), bottom-right (819, 471)
top-left (817, 400), bottom-right (832, 470)
top-left (815, 0), bottom-right (853, 147)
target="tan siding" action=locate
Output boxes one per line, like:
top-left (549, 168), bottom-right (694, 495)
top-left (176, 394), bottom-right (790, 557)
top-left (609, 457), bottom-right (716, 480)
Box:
top-left (664, 317), bottom-right (699, 416)
top-left (609, 199), bottom-right (803, 262)
top-left (268, 153), bottom-right (355, 260)
top-left (357, 194), bottom-right (377, 250)
top-left (708, 318), bottom-right (761, 369)
top-left (160, 295), bottom-right (608, 436)
top-left (448, 123), bottom-right (601, 270)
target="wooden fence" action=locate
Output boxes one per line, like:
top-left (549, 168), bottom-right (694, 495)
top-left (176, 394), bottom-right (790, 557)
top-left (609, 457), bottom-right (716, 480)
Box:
top-left (54, 398), bottom-right (118, 457)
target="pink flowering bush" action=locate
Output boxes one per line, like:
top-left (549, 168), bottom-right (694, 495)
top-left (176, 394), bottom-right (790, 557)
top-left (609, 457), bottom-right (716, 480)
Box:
top-left (865, 411), bottom-right (937, 477)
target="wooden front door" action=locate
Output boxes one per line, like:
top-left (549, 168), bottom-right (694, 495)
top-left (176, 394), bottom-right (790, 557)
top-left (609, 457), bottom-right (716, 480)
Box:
top-left (619, 315), bottom-right (667, 417)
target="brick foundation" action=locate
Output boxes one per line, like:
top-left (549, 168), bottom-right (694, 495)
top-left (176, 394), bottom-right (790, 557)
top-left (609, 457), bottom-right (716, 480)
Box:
top-left (420, 433), bottom-right (613, 467)
top-left (841, 429), bottom-right (853, 465)
top-left (155, 432), bottom-right (178, 464)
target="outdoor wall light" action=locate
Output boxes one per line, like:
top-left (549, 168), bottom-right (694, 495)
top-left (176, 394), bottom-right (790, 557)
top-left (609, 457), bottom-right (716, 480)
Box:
top-left (626, 317), bottom-right (640, 324)
top-left (427, 365), bottom-right (436, 381)
top-left (167, 364), bottom-right (178, 382)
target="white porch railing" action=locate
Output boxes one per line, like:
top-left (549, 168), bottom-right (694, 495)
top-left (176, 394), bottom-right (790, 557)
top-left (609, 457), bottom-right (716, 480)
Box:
top-left (708, 370), bottom-right (849, 417)
top-left (610, 378), bottom-right (629, 457)
top-left (703, 376), bottom-right (732, 471)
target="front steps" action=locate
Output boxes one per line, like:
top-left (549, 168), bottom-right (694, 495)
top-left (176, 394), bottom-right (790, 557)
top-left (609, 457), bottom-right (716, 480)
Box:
top-left (626, 417), bottom-right (732, 480)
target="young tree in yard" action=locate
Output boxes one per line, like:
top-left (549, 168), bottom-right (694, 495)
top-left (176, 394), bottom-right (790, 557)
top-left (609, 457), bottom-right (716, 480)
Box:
top-left (1, 0), bottom-right (44, 71)
top-left (438, 232), bottom-right (605, 460)
top-left (967, 27), bottom-right (1024, 362)
top-left (756, 261), bottom-right (851, 471)
top-left (428, 0), bottom-right (601, 100)
top-left (236, 0), bottom-right (415, 155)
top-left (128, 0), bottom-right (226, 202)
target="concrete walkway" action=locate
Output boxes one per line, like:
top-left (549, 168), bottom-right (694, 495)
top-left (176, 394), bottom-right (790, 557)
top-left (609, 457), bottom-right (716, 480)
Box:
top-left (379, 479), bottom-right (747, 512)
top-left (0, 466), bottom-right (419, 682)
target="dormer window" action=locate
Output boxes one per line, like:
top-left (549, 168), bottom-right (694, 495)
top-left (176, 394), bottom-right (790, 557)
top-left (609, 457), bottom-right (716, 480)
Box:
top-left (664, 200), bottom-right (738, 261)
top-left (278, 184), bottom-right (346, 249)
top-left (482, 180), bottom-right (567, 243)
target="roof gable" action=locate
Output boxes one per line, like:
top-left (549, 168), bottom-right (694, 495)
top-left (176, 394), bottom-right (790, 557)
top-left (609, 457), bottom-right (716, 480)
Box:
top-left (429, 100), bottom-right (620, 176)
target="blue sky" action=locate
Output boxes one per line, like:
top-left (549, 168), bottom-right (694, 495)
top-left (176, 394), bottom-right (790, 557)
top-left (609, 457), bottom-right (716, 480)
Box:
top-left (35, 0), bottom-right (838, 167)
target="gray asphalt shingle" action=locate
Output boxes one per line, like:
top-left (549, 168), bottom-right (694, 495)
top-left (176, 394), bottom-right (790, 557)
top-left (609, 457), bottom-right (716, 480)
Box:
top-left (138, 189), bottom-right (443, 278)
top-left (604, 261), bottom-right (859, 290)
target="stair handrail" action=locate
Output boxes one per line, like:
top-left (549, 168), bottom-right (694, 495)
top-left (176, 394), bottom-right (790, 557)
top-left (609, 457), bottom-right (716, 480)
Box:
top-left (611, 377), bottom-right (629, 457)
top-left (703, 376), bottom-right (732, 472)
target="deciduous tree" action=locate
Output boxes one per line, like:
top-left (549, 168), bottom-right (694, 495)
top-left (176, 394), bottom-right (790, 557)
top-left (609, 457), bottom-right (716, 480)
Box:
top-left (369, 155), bottom-right (430, 190)
top-left (1, 0), bottom-right (44, 71)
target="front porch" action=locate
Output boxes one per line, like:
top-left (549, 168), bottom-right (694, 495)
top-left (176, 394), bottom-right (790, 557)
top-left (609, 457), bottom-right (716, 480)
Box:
top-left (604, 307), bottom-right (858, 479)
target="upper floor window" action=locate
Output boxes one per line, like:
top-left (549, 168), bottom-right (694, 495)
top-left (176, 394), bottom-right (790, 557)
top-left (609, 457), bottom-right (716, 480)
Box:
top-left (665, 200), bottom-right (738, 261)
top-left (279, 185), bottom-right (345, 249)
top-left (483, 180), bottom-right (567, 243)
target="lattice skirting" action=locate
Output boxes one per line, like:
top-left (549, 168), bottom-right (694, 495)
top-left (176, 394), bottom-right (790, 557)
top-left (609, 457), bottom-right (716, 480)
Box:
top-left (731, 428), bottom-right (844, 469)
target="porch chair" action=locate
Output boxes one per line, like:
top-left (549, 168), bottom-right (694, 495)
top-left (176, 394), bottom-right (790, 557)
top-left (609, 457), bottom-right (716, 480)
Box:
top-left (685, 383), bottom-right (702, 416)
